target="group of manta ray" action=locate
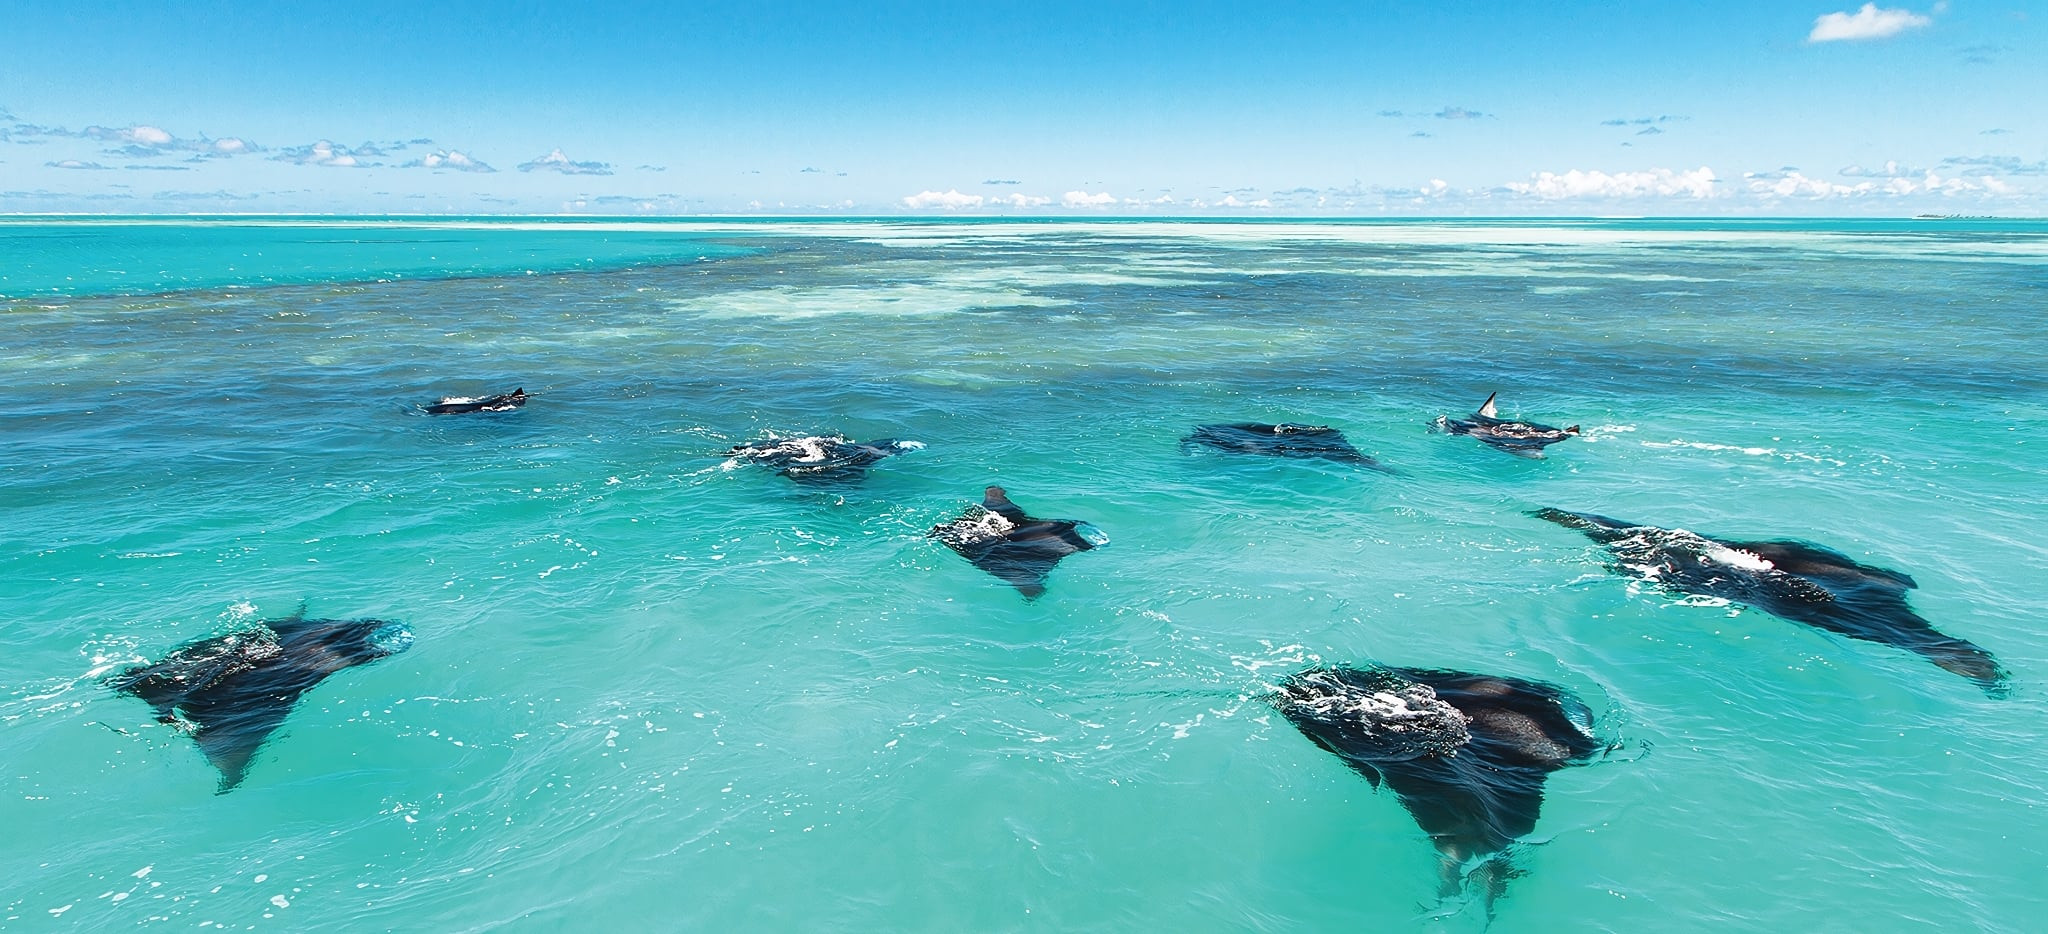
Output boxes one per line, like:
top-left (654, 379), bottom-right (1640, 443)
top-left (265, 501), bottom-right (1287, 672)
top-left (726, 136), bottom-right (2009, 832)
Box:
top-left (108, 389), bottom-right (2010, 916)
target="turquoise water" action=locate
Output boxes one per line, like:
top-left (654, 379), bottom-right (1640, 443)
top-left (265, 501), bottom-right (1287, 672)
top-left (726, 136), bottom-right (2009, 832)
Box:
top-left (0, 218), bottom-right (752, 300)
top-left (3, 218), bottom-right (2045, 930)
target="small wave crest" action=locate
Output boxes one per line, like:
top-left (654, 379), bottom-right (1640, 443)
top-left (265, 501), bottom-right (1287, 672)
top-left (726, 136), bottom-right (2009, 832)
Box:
top-left (1643, 438), bottom-right (1847, 467)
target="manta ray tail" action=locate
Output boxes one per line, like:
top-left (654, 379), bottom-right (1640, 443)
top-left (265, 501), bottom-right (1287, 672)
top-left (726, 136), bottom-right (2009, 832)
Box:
top-left (1465, 855), bottom-right (1518, 921)
top-left (1565, 425), bottom-right (1581, 435)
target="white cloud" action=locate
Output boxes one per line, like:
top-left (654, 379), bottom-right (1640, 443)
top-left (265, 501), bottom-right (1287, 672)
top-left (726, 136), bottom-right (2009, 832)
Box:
top-left (272, 139), bottom-right (381, 167)
top-left (1745, 167), bottom-right (2000, 198)
top-left (1061, 190), bottom-right (1117, 208)
top-left (993, 193), bottom-right (1051, 207)
top-left (1508, 166), bottom-right (1718, 199)
top-left (1880, 170), bottom-right (1982, 196)
top-left (77, 124), bottom-right (262, 157)
top-left (1748, 170), bottom-right (1870, 198)
top-left (404, 149), bottom-right (496, 172)
top-left (1216, 195), bottom-right (1273, 208)
top-left (902, 189), bottom-right (984, 209)
top-left (518, 148), bottom-right (613, 175)
top-left (1838, 160), bottom-right (1924, 178)
top-left (124, 125), bottom-right (172, 146)
top-left (1941, 155), bottom-right (2048, 175)
top-left (1808, 4), bottom-right (1932, 42)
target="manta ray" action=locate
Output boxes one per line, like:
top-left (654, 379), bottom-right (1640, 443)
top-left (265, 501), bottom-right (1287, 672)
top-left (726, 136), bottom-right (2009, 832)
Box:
top-left (424, 387), bottom-right (526, 414)
top-left (928, 486), bottom-right (1106, 598)
top-left (727, 435), bottom-right (923, 484)
top-left (1432, 392), bottom-right (1579, 456)
top-left (108, 613), bottom-right (416, 791)
top-left (1274, 664), bottom-right (1606, 915)
top-left (1534, 508), bottom-right (2010, 696)
top-left (1182, 423), bottom-right (1390, 471)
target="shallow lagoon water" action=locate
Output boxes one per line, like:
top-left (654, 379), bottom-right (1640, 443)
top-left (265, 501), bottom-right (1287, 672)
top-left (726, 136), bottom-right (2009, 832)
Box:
top-left (3, 218), bottom-right (2045, 930)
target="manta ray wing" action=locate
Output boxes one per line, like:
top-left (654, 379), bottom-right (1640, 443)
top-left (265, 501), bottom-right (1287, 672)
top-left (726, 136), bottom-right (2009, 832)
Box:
top-left (1276, 665), bottom-right (1602, 914)
top-left (109, 631), bottom-right (270, 722)
top-left (1537, 511), bottom-right (2010, 696)
top-left (112, 617), bottom-right (413, 791)
top-left (1716, 541), bottom-right (2006, 693)
top-left (1183, 423), bottom-right (1386, 468)
top-left (734, 436), bottom-right (918, 485)
top-left (182, 683), bottom-right (305, 791)
top-left (931, 488), bottom-right (1101, 598)
top-left (1389, 668), bottom-right (1601, 850)
top-left (1730, 540), bottom-right (1918, 590)
top-left (959, 539), bottom-right (1062, 598)
top-left (948, 519), bottom-right (1094, 598)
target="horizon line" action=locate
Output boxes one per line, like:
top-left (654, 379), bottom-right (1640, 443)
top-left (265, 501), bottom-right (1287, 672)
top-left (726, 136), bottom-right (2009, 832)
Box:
top-left (2, 212), bottom-right (2041, 222)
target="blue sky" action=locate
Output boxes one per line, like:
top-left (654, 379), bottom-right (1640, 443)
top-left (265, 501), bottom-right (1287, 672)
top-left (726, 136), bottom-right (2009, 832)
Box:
top-left (2, 1), bottom-right (2043, 215)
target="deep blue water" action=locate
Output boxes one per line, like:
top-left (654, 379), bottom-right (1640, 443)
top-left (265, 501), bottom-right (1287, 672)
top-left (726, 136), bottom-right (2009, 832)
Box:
top-left (3, 218), bottom-right (2045, 931)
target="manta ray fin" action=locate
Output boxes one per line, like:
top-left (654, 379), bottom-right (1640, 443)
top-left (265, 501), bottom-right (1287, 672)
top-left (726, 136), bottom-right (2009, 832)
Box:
top-left (980, 554), bottom-right (1053, 599)
top-left (1477, 392), bottom-right (1499, 418)
top-left (981, 486), bottom-right (1031, 524)
top-left (1566, 425), bottom-right (1581, 435)
top-left (191, 701), bottom-right (295, 792)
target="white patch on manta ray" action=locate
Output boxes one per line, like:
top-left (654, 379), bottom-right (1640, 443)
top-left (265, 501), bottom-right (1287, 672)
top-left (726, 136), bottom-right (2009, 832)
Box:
top-left (1702, 543), bottom-right (1774, 572)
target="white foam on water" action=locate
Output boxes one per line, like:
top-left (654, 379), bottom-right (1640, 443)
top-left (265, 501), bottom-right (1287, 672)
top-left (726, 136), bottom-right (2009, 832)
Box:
top-left (974, 263), bottom-right (1204, 289)
top-left (669, 259), bottom-right (1215, 320)
top-left (1643, 439), bottom-right (1847, 466)
top-left (1667, 593), bottom-right (1736, 609)
top-left (670, 279), bottom-right (1070, 320)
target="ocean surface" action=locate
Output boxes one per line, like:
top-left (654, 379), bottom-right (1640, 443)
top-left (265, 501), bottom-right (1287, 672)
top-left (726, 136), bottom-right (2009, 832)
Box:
top-left (3, 217), bottom-right (2044, 931)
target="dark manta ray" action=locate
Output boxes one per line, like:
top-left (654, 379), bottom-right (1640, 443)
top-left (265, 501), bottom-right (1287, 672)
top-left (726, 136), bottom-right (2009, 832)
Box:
top-left (727, 435), bottom-right (923, 484)
top-left (423, 387), bottom-right (526, 415)
top-left (1274, 665), bottom-right (1604, 913)
top-left (1182, 423), bottom-right (1390, 471)
top-left (928, 486), bottom-right (1106, 598)
top-left (1534, 508), bottom-right (2010, 696)
top-left (108, 614), bottom-right (415, 791)
top-left (1432, 392), bottom-right (1579, 456)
